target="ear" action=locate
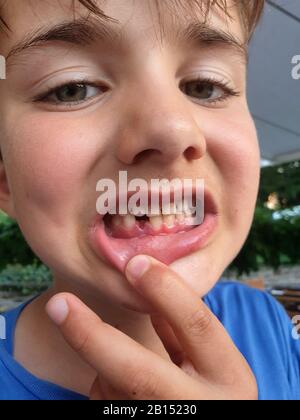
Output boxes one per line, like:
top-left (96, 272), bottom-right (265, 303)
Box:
top-left (0, 152), bottom-right (16, 220)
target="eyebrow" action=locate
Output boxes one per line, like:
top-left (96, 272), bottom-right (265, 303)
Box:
top-left (178, 22), bottom-right (248, 63)
top-left (5, 17), bottom-right (248, 63)
top-left (6, 17), bottom-right (120, 61)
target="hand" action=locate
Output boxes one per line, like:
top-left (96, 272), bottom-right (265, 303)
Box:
top-left (46, 255), bottom-right (258, 400)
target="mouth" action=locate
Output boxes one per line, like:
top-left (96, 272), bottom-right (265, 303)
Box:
top-left (89, 187), bottom-right (218, 273)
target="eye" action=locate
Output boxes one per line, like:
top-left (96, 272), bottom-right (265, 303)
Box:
top-left (52, 83), bottom-right (95, 103)
top-left (180, 77), bottom-right (240, 104)
top-left (35, 80), bottom-right (107, 106)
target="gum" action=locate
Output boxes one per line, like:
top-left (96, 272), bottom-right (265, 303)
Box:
top-left (106, 217), bottom-right (196, 239)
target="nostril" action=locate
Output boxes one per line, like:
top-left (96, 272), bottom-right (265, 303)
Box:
top-left (184, 146), bottom-right (204, 160)
top-left (133, 149), bottom-right (161, 164)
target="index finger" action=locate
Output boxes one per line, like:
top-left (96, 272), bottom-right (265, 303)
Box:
top-left (125, 255), bottom-right (251, 383)
top-left (45, 293), bottom-right (196, 400)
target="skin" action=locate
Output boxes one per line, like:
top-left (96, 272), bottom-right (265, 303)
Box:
top-left (0, 0), bottom-right (260, 398)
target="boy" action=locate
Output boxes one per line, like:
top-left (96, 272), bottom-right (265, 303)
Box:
top-left (0, 0), bottom-right (299, 400)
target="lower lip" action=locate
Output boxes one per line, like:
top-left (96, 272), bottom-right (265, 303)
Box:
top-left (89, 213), bottom-right (218, 273)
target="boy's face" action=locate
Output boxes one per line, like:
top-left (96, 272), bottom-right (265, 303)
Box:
top-left (0, 0), bottom-right (260, 311)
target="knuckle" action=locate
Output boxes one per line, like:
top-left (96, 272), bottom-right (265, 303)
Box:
top-left (68, 319), bottom-right (99, 355)
top-left (125, 368), bottom-right (159, 399)
top-left (183, 307), bottom-right (213, 337)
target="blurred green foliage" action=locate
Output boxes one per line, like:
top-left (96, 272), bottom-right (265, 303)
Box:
top-left (0, 263), bottom-right (51, 295)
top-left (230, 160), bottom-right (300, 275)
top-left (0, 212), bottom-right (51, 295)
top-left (257, 160), bottom-right (300, 209)
top-left (229, 206), bottom-right (300, 275)
top-left (0, 212), bottom-right (37, 270)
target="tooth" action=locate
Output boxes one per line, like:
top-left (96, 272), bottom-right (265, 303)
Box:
top-left (135, 208), bottom-right (147, 217)
top-left (147, 207), bottom-right (160, 217)
top-left (169, 203), bottom-right (177, 214)
top-left (161, 203), bottom-right (174, 215)
top-left (174, 203), bottom-right (182, 214)
top-left (164, 214), bottom-right (176, 227)
top-left (123, 215), bottom-right (136, 229)
top-left (176, 213), bottom-right (185, 223)
top-left (112, 215), bottom-right (122, 227)
top-left (150, 215), bottom-right (163, 231)
top-left (184, 206), bottom-right (195, 216)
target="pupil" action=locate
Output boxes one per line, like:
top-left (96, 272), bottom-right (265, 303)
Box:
top-left (186, 82), bottom-right (213, 99)
top-left (195, 82), bottom-right (213, 98)
top-left (58, 84), bottom-right (86, 102)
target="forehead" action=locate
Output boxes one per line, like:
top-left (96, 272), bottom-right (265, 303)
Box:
top-left (0, 0), bottom-right (244, 51)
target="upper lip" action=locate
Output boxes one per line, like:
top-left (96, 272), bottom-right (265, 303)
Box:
top-left (93, 184), bottom-right (218, 225)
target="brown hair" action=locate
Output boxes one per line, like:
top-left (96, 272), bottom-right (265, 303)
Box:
top-left (0, 0), bottom-right (265, 42)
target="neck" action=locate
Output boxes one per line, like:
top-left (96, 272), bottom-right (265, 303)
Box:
top-left (14, 277), bottom-right (171, 397)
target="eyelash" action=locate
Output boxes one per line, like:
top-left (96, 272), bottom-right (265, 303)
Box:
top-left (33, 78), bottom-right (103, 107)
top-left (33, 76), bottom-right (241, 108)
top-left (182, 76), bottom-right (241, 105)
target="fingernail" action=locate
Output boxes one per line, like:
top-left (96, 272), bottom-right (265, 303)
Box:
top-left (46, 296), bottom-right (69, 325)
top-left (126, 255), bottom-right (151, 282)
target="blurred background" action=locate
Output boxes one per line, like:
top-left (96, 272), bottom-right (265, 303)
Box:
top-left (226, 0), bottom-right (300, 316)
top-left (0, 0), bottom-right (300, 316)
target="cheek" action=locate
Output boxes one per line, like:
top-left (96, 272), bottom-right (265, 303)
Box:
top-left (207, 111), bottom-right (260, 226)
top-left (5, 113), bottom-right (99, 223)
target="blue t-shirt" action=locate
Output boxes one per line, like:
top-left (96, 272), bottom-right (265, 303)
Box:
top-left (0, 281), bottom-right (299, 400)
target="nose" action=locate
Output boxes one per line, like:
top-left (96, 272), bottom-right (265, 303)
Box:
top-left (115, 81), bottom-right (207, 166)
